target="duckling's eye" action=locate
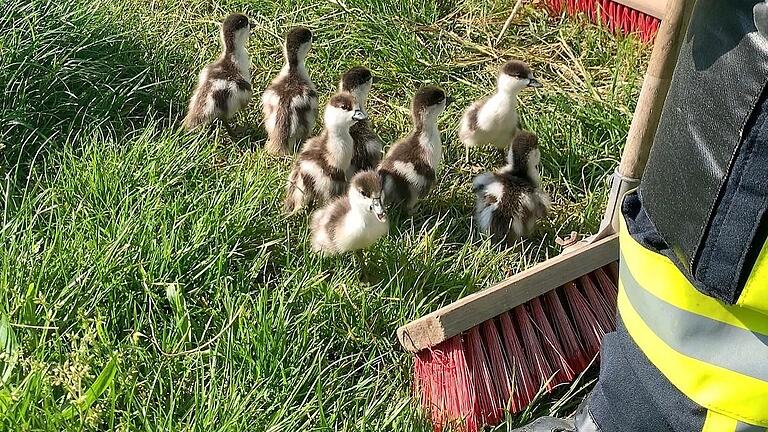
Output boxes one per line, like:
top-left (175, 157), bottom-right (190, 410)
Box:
top-left (358, 188), bottom-right (368, 197)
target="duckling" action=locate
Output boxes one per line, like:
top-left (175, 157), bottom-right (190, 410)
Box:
top-left (284, 93), bottom-right (366, 214)
top-left (262, 27), bottom-right (318, 156)
top-left (459, 60), bottom-right (541, 160)
top-left (183, 13), bottom-right (253, 138)
top-left (310, 170), bottom-right (388, 255)
top-left (338, 66), bottom-right (383, 174)
top-left (473, 130), bottom-right (550, 246)
top-left (378, 86), bottom-right (450, 214)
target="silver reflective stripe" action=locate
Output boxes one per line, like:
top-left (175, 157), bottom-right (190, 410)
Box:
top-left (737, 421), bottom-right (766, 432)
top-left (620, 256), bottom-right (768, 382)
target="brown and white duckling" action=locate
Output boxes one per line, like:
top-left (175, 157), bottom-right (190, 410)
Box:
top-left (183, 13), bottom-right (253, 137)
top-left (459, 60), bottom-right (541, 160)
top-left (262, 27), bottom-right (318, 156)
top-left (283, 93), bottom-right (366, 214)
top-left (338, 66), bottom-right (383, 174)
top-left (377, 86), bottom-right (450, 214)
top-left (310, 170), bottom-right (388, 255)
top-left (473, 130), bottom-right (550, 246)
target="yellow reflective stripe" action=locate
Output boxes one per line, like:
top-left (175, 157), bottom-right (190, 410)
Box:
top-left (705, 411), bottom-right (768, 432)
top-left (703, 411), bottom-right (738, 432)
top-left (618, 286), bottom-right (768, 426)
top-left (620, 216), bottom-right (768, 335)
top-left (740, 238), bottom-right (768, 314)
top-left (620, 261), bottom-right (768, 381)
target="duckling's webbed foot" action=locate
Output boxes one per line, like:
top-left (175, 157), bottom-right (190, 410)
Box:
top-left (223, 121), bottom-right (244, 141)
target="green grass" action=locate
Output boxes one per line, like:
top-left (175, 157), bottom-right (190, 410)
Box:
top-left (0, 0), bottom-right (647, 430)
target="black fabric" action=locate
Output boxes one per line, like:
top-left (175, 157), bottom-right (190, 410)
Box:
top-left (584, 322), bottom-right (706, 432)
top-left (621, 191), bottom-right (698, 285)
top-left (640, 0), bottom-right (768, 286)
top-left (696, 83), bottom-right (768, 303)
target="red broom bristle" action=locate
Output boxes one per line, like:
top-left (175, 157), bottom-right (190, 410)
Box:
top-left (563, 281), bottom-right (604, 356)
top-left (514, 305), bottom-right (557, 391)
top-left (467, 327), bottom-right (503, 426)
top-left (480, 320), bottom-right (513, 417)
top-left (498, 311), bottom-right (536, 412)
top-left (544, 290), bottom-right (588, 372)
top-left (414, 336), bottom-right (477, 432)
top-left (412, 265), bottom-right (621, 432)
top-left (543, 0), bottom-right (660, 42)
top-left (528, 297), bottom-right (575, 384)
top-left (579, 274), bottom-right (615, 330)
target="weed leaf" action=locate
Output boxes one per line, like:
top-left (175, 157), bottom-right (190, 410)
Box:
top-left (0, 315), bottom-right (20, 385)
top-left (60, 356), bottom-right (117, 420)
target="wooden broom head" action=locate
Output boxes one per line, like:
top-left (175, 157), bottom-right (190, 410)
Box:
top-left (396, 234), bottom-right (619, 353)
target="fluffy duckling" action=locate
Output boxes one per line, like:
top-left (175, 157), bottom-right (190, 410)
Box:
top-left (262, 27), bottom-right (318, 156)
top-left (183, 13), bottom-right (253, 137)
top-left (284, 93), bottom-right (366, 214)
top-left (473, 130), bottom-right (550, 246)
top-left (459, 60), bottom-right (541, 160)
top-left (338, 66), bottom-right (383, 174)
top-left (378, 86), bottom-right (450, 214)
top-left (310, 170), bottom-right (388, 255)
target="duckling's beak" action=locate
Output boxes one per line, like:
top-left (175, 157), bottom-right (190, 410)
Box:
top-left (371, 76), bottom-right (381, 84)
top-left (445, 96), bottom-right (454, 107)
top-left (371, 198), bottom-right (386, 222)
top-left (352, 110), bottom-right (367, 121)
top-left (527, 77), bottom-right (542, 88)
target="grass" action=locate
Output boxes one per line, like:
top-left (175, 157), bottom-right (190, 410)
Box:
top-left (0, 0), bottom-right (648, 430)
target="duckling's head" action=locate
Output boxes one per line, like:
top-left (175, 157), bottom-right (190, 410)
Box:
top-left (339, 66), bottom-right (374, 106)
top-left (499, 60), bottom-right (541, 94)
top-left (284, 27), bottom-right (312, 66)
top-left (221, 13), bottom-right (251, 52)
top-left (349, 170), bottom-right (386, 222)
top-left (324, 93), bottom-right (367, 131)
top-left (412, 86), bottom-right (451, 125)
top-left (507, 130), bottom-right (541, 183)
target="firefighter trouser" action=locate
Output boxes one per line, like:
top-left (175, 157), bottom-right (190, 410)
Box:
top-left (577, 1), bottom-right (768, 430)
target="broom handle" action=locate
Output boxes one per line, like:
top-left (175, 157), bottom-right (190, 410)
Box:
top-left (619, 0), bottom-right (690, 179)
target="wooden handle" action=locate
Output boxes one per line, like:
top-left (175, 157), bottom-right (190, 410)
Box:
top-left (615, 0), bottom-right (667, 19)
top-left (397, 234), bottom-right (619, 352)
top-left (619, 0), bottom-right (691, 179)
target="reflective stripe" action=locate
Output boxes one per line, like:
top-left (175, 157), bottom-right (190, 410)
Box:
top-left (737, 421), bottom-right (766, 432)
top-left (620, 258), bottom-right (768, 382)
top-left (703, 411), bottom-right (738, 432)
top-left (618, 216), bottom-right (768, 426)
top-left (621, 219), bottom-right (768, 335)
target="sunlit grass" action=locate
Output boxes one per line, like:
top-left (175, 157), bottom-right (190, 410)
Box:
top-left (0, 0), bottom-right (647, 430)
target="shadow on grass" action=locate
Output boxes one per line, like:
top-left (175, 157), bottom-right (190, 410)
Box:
top-left (1, 0), bottom-right (188, 183)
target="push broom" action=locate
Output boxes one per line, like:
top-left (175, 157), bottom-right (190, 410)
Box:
top-left (396, 1), bottom-right (691, 430)
top-left (543, 0), bottom-right (667, 42)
